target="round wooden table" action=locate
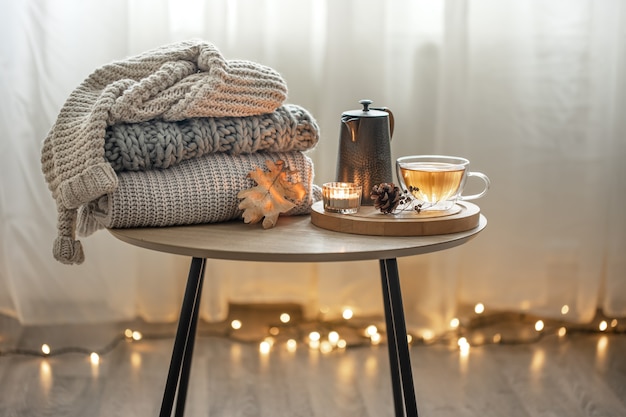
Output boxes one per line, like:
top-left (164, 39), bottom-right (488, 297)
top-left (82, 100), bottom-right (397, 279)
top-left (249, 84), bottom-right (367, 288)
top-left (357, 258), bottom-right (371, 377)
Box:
top-left (109, 213), bottom-right (487, 417)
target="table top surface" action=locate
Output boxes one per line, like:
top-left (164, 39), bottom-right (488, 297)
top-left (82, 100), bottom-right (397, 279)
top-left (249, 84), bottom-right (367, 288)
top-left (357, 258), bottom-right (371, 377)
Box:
top-left (108, 212), bottom-right (487, 263)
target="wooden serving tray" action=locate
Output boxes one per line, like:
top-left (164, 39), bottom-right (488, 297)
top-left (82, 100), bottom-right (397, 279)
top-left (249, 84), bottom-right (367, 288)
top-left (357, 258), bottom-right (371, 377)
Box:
top-left (310, 200), bottom-right (480, 236)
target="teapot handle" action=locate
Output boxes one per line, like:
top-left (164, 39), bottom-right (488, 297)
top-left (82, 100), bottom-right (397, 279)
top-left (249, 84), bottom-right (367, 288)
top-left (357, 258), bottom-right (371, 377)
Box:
top-left (371, 107), bottom-right (394, 140)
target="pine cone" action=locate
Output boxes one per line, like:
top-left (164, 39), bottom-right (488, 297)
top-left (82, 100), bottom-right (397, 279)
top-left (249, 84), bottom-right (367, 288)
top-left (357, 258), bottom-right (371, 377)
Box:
top-left (370, 183), bottom-right (403, 214)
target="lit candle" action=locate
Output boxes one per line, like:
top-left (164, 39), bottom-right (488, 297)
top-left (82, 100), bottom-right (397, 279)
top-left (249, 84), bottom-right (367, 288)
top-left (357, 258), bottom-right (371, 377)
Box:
top-left (322, 182), bottom-right (362, 214)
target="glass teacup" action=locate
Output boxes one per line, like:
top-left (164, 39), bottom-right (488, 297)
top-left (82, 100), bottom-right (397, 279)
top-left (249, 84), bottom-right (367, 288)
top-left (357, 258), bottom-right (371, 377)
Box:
top-left (396, 155), bottom-right (490, 212)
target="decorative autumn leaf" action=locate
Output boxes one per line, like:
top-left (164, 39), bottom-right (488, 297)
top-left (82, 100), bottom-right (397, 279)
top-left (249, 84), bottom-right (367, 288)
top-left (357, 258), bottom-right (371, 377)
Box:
top-left (237, 160), bottom-right (306, 229)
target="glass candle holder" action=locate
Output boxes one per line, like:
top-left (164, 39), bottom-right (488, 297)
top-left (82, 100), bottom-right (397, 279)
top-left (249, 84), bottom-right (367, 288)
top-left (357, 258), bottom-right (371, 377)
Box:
top-left (322, 182), bottom-right (362, 214)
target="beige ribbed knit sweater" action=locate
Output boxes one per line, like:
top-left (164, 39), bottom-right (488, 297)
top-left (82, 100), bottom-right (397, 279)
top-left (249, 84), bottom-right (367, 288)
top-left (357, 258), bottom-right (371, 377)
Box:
top-left (41, 40), bottom-right (288, 265)
top-left (77, 151), bottom-right (317, 235)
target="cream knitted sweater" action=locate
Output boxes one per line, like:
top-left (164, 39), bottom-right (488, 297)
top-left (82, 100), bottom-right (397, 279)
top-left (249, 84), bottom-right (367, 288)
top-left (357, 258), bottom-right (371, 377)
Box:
top-left (41, 40), bottom-right (288, 265)
top-left (77, 151), bottom-right (318, 234)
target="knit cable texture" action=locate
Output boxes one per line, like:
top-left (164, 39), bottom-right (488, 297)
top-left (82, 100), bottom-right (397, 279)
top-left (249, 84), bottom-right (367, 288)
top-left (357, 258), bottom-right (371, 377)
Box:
top-left (105, 104), bottom-right (319, 172)
top-left (77, 151), bottom-right (318, 234)
top-left (41, 40), bottom-right (288, 264)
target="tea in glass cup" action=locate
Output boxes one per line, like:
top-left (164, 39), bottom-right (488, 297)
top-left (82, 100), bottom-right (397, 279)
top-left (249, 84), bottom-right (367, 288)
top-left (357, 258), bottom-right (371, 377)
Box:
top-left (396, 155), bottom-right (490, 212)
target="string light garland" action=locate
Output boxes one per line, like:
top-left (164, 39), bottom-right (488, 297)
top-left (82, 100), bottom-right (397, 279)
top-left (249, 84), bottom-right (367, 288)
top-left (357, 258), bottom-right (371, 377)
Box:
top-left (0, 332), bottom-right (126, 358)
top-left (0, 306), bottom-right (624, 362)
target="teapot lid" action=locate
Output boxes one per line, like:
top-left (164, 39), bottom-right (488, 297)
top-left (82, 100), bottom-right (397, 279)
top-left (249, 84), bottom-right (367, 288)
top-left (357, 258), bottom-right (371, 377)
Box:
top-left (342, 99), bottom-right (390, 118)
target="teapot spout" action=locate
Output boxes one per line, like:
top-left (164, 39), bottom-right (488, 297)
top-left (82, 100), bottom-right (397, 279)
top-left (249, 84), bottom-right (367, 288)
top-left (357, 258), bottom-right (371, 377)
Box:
top-left (341, 116), bottom-right (360, 142)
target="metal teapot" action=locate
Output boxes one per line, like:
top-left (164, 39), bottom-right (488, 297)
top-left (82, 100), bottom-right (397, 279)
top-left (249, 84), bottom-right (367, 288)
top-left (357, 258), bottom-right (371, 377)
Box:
top-left (336, 99), bottom-right (394, 205)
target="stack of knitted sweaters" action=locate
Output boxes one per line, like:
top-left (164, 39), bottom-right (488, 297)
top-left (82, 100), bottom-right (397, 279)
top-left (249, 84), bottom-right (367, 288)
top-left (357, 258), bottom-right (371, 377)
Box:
top-left (41, 40), bottom-right (321, 265)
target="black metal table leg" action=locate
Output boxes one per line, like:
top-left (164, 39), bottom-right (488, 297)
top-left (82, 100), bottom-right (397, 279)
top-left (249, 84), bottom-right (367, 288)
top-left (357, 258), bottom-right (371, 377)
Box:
top-left (380, 258), bottom-right (419, 417)
top-left (159, 257), bottom-right (206, 417)
top-left (380, 259), bottom-right (405, 417)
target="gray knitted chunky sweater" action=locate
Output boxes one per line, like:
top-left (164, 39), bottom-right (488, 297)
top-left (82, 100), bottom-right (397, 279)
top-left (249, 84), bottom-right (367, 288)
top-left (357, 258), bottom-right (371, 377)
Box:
top-left (41, 40), bottom-right (289, 265)
top-left (105, 104), bottom-right (319, 172)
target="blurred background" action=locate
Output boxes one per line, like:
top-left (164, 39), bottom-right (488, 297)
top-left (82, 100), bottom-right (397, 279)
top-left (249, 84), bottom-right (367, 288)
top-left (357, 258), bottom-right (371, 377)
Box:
top-left (1, 0), bottom-right (624, 339)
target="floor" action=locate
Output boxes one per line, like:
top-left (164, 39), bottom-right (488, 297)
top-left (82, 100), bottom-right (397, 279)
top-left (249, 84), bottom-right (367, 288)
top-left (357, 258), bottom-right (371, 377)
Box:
top-left (1, 308), bottom-right (625, 417)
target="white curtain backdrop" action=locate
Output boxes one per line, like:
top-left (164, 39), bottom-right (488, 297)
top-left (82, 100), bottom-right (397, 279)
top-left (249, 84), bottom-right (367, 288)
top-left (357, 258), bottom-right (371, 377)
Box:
top-left (1, 0), bottom-right (624, 336)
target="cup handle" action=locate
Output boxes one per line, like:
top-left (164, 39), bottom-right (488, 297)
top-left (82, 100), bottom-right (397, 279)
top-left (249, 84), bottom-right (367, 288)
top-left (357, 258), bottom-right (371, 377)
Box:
top-left (459, 172), bottom-right (490, 201)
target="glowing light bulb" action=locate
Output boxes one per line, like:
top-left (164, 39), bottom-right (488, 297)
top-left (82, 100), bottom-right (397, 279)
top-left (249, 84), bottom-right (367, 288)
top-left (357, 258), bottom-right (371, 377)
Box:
top-left (337, 339), bottom-right (347, 349)
top-left (132, 331), bottom-right (142, 341)
top-left (286, 339), bottom-right (297, 352)
top-left (422, 329), bottom-right (434, 342)
top-left (124, 329), bottom-right (134, 338)
top-left (457, 337), bottom-right (470, 356)
top-left (599, 320), bottom-right (608, 332)
top-left (342, 308), bottom-right (354, 320)
top-left (269, 326), bottom-right (280, 336)
top-left (309, 331), bottom-right (321, 342)
top-left (407, 334), bottom-right (413, 344)
top-left (370, 333), bottom-right (382, 345)
top-left (280, 313), bottom-right (291, 323)
top-left (320, 341), bottom-right (333, 354)
top-left (41, 344), bottom-right (51, 355)
top-left (259, 341), bottom-right (271, 354)
top-left (493, 333), bottom-right (502, 343)
top-left (365, 325), bottom-right (377, 337)
top-left (90, 352), bottom-right (100, 365)
top-left (328, 331), bottom-right (340, 345)
top-left (558, 327), bottom-right (567, 337)
top-left (231, 320), bottom-right (242, 330)
top-left (561, 305), bottom-right (569, 315)
top-left (535, 320), bottom-right (544, 332)
top-left (610, 319), bottom-right (618, 328)
top-left (474, 303), bottom-right (485, 314)
top-left (450, 318), bottom-right (460, 328)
